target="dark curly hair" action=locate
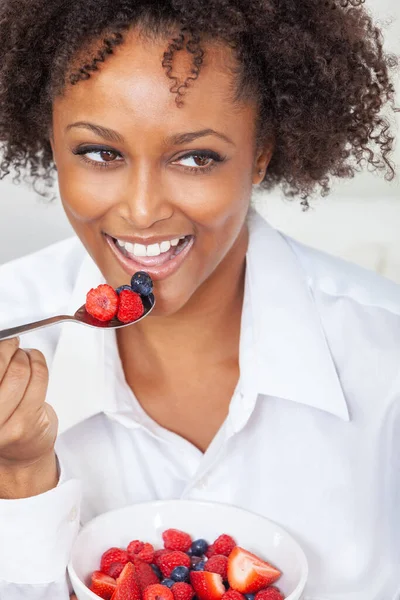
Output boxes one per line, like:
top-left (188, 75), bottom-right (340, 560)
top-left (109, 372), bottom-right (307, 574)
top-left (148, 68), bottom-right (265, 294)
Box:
top-left (0, 0), bottom-right (398, 206)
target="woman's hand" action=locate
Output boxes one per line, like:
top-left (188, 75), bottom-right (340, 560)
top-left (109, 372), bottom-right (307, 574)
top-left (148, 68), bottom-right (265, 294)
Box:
top-left (70, 595), bottom-right (77, 599)
top-left (0, 337), bottom-right (59, 498)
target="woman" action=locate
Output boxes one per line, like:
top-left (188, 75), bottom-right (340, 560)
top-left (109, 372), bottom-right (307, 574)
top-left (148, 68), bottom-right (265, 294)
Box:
top-left (0, 0), bottom-right (399, 598)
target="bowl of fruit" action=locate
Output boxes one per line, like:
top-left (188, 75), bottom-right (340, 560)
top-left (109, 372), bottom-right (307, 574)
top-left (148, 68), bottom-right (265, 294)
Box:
top-left (68, 500), bottom-right (308, 600)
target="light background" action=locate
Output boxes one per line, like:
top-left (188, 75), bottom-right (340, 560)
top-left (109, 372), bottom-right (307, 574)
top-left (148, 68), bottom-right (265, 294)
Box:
top-left (0, 0), bottom-right (399, 282)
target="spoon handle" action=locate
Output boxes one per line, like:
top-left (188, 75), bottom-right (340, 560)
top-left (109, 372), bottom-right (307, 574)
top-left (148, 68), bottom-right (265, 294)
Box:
top-left (0, 315), bottom-right (75, 341)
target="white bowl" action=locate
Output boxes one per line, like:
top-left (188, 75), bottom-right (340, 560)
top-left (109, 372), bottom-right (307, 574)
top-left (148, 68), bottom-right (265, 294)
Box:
top-left (68, 500), bottom-right (308, 600)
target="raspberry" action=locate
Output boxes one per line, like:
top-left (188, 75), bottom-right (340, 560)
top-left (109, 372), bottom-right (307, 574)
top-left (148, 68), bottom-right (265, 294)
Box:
top-left (144, 583), bottom-right (174, 600)
top-left (162, 529), bottom-right (192, 552)
top-left (135, 560), bottom-right (161, 591)
top-left (205, 555), bottom-right (228, 579)
top-left (154, 550), bottom-right (170, 567)
top-left (255, 589), bottom-right (284, 600)
top-left (158, 551), bottom-right (191, 578)
top-left (108, 562), bottom-right (126, 579)
top-left (117, 289), bottom-right (144, 323)
top-left (205, 545), bottom-right (217, 559)
top-left (213, 535), bottom-right (236, 557)
top-left (223, 591), bottom-right (245, 600)
top-left (86, 284), bottom-right (119, 322)
top-left (128, 541), bottom-right (144, 560)
top-left (172, 582), bottom-right (195, 600)
top-left (128, 541), bottom-right (155, 564)
top-left (100, 547), bottom-right (129, 576)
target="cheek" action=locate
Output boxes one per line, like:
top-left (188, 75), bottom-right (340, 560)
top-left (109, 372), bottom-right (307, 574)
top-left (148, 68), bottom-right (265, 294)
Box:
top-left (57, 163), bottom-right (121, 223)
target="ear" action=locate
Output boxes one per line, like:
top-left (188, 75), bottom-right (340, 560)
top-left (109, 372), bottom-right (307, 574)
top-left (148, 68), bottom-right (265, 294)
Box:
top-left (252, 144), bottom-right (274, 185)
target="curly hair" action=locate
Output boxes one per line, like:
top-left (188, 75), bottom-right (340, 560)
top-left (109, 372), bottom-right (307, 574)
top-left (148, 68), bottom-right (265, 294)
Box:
top-left (0, 0), bottom-right (398, 205)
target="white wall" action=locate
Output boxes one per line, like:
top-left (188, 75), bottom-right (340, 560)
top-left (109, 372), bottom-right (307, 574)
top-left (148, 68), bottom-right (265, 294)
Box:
top-left (0, 0), bottom-right (399, 283)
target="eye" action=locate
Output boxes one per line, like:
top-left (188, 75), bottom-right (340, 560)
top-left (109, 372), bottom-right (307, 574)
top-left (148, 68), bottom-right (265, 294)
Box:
top-left (86, 149), bottom-right (122, 163)
top-left (173, 151), bottom-right (225, 172)
top-left (72, 145), bottom-right (124, 168)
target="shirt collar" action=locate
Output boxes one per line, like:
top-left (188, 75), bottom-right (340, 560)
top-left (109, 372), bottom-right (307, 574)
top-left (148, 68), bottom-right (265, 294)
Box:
top-left (48, 210), bottom-right (349, 435)
top-left (243, 209), bottom-right (349, 421)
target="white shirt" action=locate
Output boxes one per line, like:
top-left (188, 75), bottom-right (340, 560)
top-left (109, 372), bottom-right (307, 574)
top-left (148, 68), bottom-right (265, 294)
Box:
top-left (0, 210), bottom-right (399, 600)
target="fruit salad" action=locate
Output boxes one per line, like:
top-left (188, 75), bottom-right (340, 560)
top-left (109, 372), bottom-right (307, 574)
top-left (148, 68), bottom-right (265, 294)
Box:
top-left (87, 529), bottom-right (284, 600)
top-left (85, 272), bottom-right (153, 324)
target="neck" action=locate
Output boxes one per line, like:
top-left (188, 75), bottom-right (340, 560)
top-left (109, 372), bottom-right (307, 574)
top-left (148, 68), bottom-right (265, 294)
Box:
top-left (118, 225), bottom-right (248, 367)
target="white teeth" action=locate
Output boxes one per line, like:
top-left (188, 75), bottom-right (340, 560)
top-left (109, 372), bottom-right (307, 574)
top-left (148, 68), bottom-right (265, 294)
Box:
top-left (116, 236), bottom-right (187, 258)
top-left (146, 243), bottom-right (161, 257)
top-left (133, 243), bottom-right (147, 257)
top-left (125, 242), bottom-right (135, 254)
top-left (160, 241), bottom-right (171, 253)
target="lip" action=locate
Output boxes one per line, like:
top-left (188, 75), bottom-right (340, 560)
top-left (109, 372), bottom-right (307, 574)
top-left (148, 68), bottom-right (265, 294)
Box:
top-left (105, 234), bottom-right (195, 281)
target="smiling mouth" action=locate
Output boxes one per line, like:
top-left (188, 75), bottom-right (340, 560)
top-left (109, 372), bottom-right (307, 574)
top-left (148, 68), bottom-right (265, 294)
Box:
top-left (106, 234), bottom-right (195, 280)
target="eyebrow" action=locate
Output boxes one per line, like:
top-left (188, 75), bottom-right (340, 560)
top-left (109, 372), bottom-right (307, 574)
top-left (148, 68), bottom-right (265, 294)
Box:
top-left (66, 122), bottom-right (125, 144)
top-left (168, 129), bottom-right (235, 146)
top-left (66, 123), bottom-right (235, 147)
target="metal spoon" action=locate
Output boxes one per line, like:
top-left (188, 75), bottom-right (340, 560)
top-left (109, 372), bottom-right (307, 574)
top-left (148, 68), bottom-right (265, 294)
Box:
top-left (0, 294), bottom-right (155, 341)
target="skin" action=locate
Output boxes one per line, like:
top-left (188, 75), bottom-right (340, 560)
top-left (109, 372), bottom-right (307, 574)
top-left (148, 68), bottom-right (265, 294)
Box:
top-left (0, 25), bottom-right (272, 504)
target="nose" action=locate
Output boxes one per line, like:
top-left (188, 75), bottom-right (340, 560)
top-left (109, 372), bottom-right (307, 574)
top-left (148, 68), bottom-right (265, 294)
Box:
top-left (121, 163), bottom-right (173, 230)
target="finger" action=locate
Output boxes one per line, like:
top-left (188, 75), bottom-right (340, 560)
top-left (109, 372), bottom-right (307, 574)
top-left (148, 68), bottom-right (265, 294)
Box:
top-left (22, 349), bottom-right (49, 412)
top-left (0, 337), bottom-right (20, 383)
top-left (70, 595), bottom-right (78, 599)
top-left (0, 349), bottom-right (31, 425)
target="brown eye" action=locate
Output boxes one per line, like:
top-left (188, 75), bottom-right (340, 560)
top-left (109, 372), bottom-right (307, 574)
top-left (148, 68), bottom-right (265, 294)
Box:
top-left (100, 150), bottom-right (118, 162)
top-left (192, 154), bottom-right (212, 167)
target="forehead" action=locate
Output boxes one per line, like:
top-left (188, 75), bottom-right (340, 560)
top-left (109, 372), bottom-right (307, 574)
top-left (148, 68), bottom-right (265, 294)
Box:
top-left (53, 28), bottom-right (257, 139)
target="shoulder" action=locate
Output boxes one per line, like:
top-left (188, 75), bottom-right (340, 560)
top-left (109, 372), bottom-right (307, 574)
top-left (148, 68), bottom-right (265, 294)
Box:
top-left (285, 235), bottom-right (400, 318)
top-left (0, 237), bottom-right (85, 326)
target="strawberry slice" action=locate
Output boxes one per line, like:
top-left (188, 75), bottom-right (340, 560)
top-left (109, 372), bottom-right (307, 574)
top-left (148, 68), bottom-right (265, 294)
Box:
top-left (190, 571), bottom-right (225, 600)
top-left (227, 547), bottom-right (281, 593)
top-left (112, 562), bottom-right (141, 600)
top-left (90, 570), bottom-right (117, 600)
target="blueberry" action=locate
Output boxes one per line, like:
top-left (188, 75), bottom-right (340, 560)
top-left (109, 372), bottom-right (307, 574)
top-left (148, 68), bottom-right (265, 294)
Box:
top-left (151, 564), bottom-right (163, 579)
top-left (245, 595), bottom-right (255, 600)
top-left (116, 285), bottom-right (133, 295)
top-left (161, 579), bottom-right (175, 588)
top-left (224, 582), bottom-right (230, 591)
top-left (193, 560), bottom-right (206, 572)
top-left (131, 271), bottom-right (153, 296)
top-left (171, 566), bottom-right (190, 582)
top-left (190, 539), bottom-right (209, 557)
top-left (190, 556), bottom-right (203, 569)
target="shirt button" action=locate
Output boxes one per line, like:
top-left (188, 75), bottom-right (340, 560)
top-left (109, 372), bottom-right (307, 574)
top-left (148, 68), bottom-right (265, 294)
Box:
top-left (68, 506), bottom-right (78, 522)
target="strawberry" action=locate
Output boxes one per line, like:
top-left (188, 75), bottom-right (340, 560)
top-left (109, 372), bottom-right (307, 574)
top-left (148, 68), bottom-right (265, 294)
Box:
top-left (112, 562), bottom-right (141, 600)
top-left (135, 560), bottom-right (161, 591)
top-left (222, 591), bottom-right (245, 600)
top-left (117, 289), bottom-right (144, 323)
top-left (212, 535), bottom-right (236, 557)
top-left (162, 529), bottom-right (192, 553)
top-left (86, 284), bottom-right (119, 322)
top-left (128, 541), bottom-right (155, 564)
top-left (108, 563), bottom-right (126, 579)
top-left (190, 571), bottom-right (226, 600)
top-left (205, 555), bottom-right (228, 579)
top-left (227, 548), bottom-right (281, 594)
top-left (90, 571), bottom-right (117, 600)
top-left (158, 551), bottom-right (191, 578)
top-left (144, 583), bottom-right (174, 600)
top-left (255, 588), bottom-right (284, 600)
top-left (100, 548), bottom-right (129, 576)
top-left (172, 582), bottom-right (195, 600)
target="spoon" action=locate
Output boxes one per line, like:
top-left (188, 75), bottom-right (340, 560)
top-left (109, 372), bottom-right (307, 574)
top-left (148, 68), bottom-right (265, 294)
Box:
top-left (0, 293), bottom-right (155, 341)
